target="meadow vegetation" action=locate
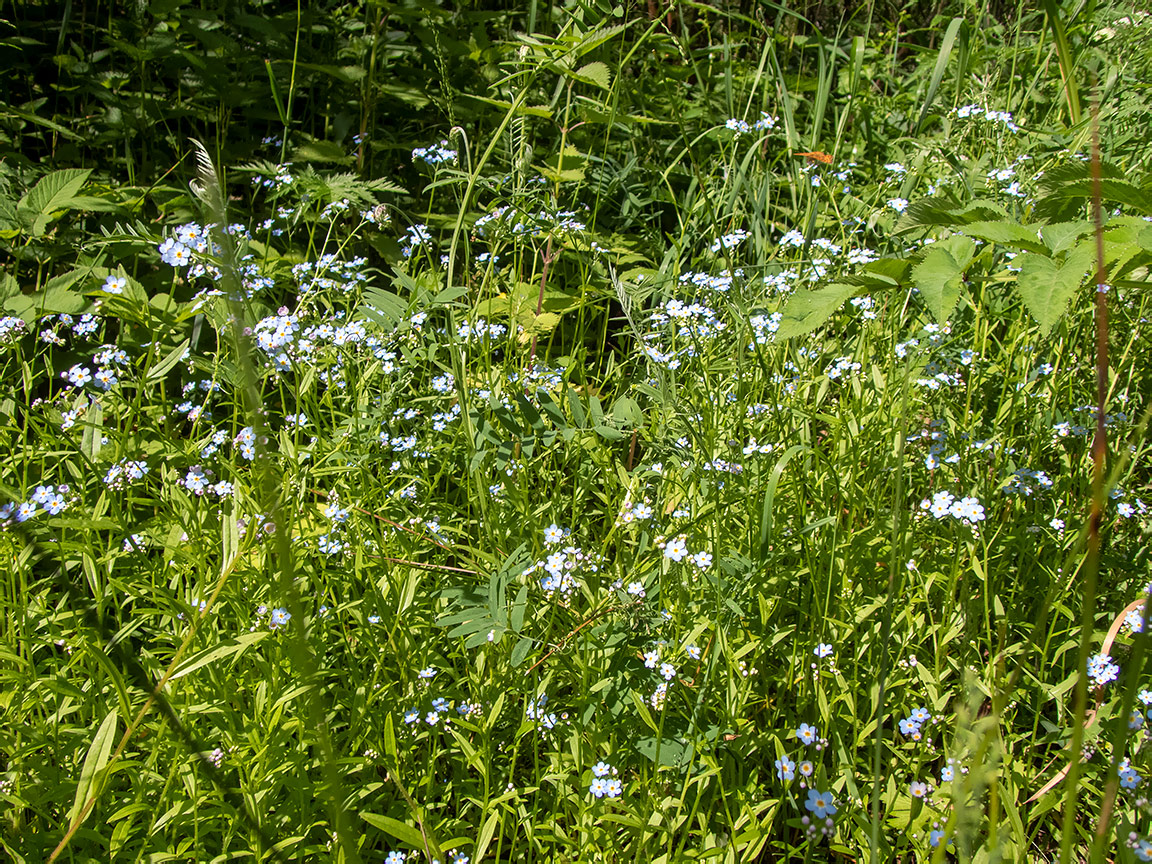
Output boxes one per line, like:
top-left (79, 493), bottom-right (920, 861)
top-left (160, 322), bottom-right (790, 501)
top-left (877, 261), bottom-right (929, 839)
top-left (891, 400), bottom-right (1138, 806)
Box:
top-left (2, 0), bottom-right (1152, 861)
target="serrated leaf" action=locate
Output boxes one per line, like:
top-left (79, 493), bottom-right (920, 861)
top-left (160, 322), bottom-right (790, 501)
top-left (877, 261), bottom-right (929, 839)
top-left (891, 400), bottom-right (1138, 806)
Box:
top-left (862, 257), bottom-right (912, 284)
top-left (1040, 221), bottom-right (1094, 255)
top-left (290, 138), bottom-right (353, 165)
top-left (0, 270), bottom-right (18, 302)
top-left (68, 707), bottom-right (118, 826)
top-left (1015, 242), bottom-right (1094, 334)
top-left (572, 61), bottom-right (611, 89)
top-left (18, 168), bottom-right (92, 236)
top-left (537, 145), bottom-right (587, 184)
top-left (961, 221), bottom-right (1047, 254)
top-left (900, 197), bottom-right (1008, 230)
top-left (775, 282), bottom-right (860, 339)
top-left (912, 237), bottom-right (975, 323)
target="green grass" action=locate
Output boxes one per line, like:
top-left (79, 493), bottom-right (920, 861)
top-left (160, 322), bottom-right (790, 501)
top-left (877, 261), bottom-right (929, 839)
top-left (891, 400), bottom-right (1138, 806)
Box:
top-left (2, 2), bottom-right (1152, 862)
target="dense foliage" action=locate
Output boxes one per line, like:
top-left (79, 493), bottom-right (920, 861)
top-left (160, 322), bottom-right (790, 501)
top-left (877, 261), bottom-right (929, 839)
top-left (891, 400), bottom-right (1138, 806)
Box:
top-left (3, 1), bottom-right (1152, 861)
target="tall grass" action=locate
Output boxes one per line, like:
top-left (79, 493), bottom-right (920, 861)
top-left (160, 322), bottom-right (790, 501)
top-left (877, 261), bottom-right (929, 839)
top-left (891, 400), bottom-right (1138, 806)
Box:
top-left (2, 2), bottom-right (1152, 862)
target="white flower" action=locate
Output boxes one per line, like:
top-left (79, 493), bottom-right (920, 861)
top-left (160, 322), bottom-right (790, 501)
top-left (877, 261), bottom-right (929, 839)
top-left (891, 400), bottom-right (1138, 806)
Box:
top-left (664, 536), bottom-right (688, 561)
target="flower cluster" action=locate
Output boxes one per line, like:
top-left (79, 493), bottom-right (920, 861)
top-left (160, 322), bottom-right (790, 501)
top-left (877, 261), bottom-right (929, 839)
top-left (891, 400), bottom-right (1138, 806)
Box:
top-left (920, 491), bottom-right (985, 528)
top-left (588, 761), bottom-right (623, 798)
top-left (1088, 653), bottom-right (1120, 687)
top-left (412, 140), bottom-right (457, 165)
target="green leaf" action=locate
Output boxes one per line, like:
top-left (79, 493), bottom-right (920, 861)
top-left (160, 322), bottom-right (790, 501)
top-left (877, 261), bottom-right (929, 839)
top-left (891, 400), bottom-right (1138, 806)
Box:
top-left (635, 736), bottom-right (694, 769)
top-left (961, 221), bottom-right (1046, 254)
top-left (913, 17), bottom-right (963, 134)
top-left (361, 812), bottom-right (427, 849)
top-left (1015, 242), bottom-right (1094, 335)
top-left (572, 61), bottom-right (611, 90)
top-left (18, 168), bottom-right (92, 237)
top-left (68, 707), bottom-right (118, 826)
top-left (1039, 221), bottom-right (1093, 255)
top-left (383, 712), bottom-right (397, 762)
top-left (146, 339), bottom-right (191, 382)
top-left (359, 287), bottom-right (408, 332)
top-left (594, 424), bottom-right (624, 441)
top-left (462, 93), bottom-right (552, 118)
top-left (775, 282), bottom-right (860, 339)
top-left (290, 137), bottom-right (354, 165)
top-left (912, 236), bottom-right (975, 323)
top-left (900, 198), bottom-right (1007, 230)
top-left (537, 145), bottom-right (587, 184)
top-left (474, 811), bottom-right (500, 862)
top-left (169, 631), bottom-right (270, 681)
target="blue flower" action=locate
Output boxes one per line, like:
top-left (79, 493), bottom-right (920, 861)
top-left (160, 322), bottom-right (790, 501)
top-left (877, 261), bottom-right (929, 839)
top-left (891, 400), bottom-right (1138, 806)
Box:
top-left (795, 723), bottom-right (818, 745)
top-left (899, 718), bottom-right (921, 737)
top-left (269, 608), bottom-right (291, 629)
top-left (775, 756), bottom-right (795, 781)
top-left (805, 789), bottom-right (836, 819)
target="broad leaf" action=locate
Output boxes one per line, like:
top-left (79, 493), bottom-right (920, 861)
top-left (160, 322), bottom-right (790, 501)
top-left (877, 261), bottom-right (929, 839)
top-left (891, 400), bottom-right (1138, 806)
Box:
top-left (775, 282), bottom-right (860, 339)
top-left (18, 168), bottom-right (92, 237)
top-left (1040, 221), bottom-right (1093, 255)
top-left (961, 221), bottom-right (1047, 254)
top-left (572, 61), bottom-right (611, 89)
top-left (1015, 241), bottom-right (1094, 334)
top-left (912, 236), bottom-right (975, 323)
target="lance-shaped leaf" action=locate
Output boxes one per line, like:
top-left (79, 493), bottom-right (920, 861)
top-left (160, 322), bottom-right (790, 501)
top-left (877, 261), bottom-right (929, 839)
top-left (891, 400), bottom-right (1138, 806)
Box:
top-left (68, 707), bottom-right (118, 826)
top-left (912, 236), bottom-right (976, 323)
top-left (1015, 241), bottom-right (1095, 335)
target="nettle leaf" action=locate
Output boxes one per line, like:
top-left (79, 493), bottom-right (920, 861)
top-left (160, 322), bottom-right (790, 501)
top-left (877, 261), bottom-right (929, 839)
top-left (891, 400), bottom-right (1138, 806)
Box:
top-left (1015, 241), bottom-right (1094, 335)
top-left (572, 60), bottom-right (611, 90)
top-left (1039, 221), bottom-right (1093, 255)
top-left (1139, 224), bottom-right (1152, 253)
top-left (775, 282), bottom-right (860, 340)
top-left (17, 168), bottom-right (93, 237)
top-left (912, 236), bottom-right (976, 323)
top-left (961, 221), bottom-right (1047, 254)
top-left (537, 145), bottom-right (587, 184)
top-left (900, 197), bottom-right (1007, 230)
